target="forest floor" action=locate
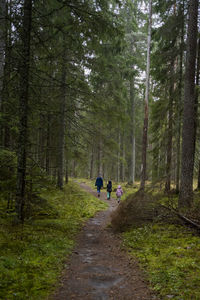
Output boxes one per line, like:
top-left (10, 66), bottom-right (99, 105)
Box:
top-left (50, 182), bottom-right (157, 300)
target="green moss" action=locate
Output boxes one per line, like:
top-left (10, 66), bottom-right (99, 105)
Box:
top-left (0, 180), bottom-right (107, 300)
top-left (123, 223), bottom-right (200, 299)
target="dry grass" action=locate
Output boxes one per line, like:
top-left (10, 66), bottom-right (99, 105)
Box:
top-left (111, 190), bottom-right (161, 232)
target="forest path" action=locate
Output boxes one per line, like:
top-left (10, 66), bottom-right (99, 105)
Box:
top-left (50, 182), bottom-right (157, 300)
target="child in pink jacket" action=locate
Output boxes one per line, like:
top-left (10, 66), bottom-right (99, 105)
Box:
top-left (116, 185), bottom-right (123, 203)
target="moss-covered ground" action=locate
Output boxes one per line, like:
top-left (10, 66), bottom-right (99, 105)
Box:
top-left (123, 223), bottom-right (200, 299)
top-left (120, 189), bottom-right (200, 299)
top-left (0, 180), bottom-right (107, 300)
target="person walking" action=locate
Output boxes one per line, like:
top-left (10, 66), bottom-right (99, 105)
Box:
top-left (95, 175), bottom-right (103, 197)
top-left (116, 185), bottom-right (123, 203)
top-left (106, 180), bottom-right (112, 200)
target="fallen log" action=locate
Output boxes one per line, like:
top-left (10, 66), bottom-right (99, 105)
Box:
top-left (160, 204), bottom-right (200, 231)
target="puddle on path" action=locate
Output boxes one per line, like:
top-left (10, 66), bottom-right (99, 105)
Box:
top-left (83, 265), bottom-right (110, 274)
top-left (78, 249), bottom-right (96, 264)
top-left (89, 275), bottom-right (123, 289)
top-left (90, 292), bottom-right (109, 300)
top-left (90, 219), bottom-right (102, 226)
top-left (86, 233), bottom-right (94, 238)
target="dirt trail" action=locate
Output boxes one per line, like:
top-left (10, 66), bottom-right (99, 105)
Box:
top-left (50, 183), bottom-right (157, 300)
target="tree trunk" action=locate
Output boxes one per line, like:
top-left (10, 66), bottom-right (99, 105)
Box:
top-left (38, 113), bottom-right (45, 168)
top-left (46, 114), bottom-right (51, 175)
top-left (0, 0), bottom-right (6, 109)
top-left (165, 64), bottom-right (174, 192)
top-left (117, 131), bottom-right (121, 182)
top-left (140, 0), bottom-right (152, 191)
top-left (130, 77), bottom-right (135, 184)
top-left (176, 37), bottom-right (184, 192)
top-left (178, 0), bottom-right (198, 209)
top-left (90, 146), bottom-right (94, 179)
top-left (197, 160), bottom-right (200, 189)
top-left (1, 0), bottom-right (11, 148)
top-left (176, 0), bottom-right (185, 193)
top-left (57, 35), bottom-right (67, 189)
top-left (15, 0), bottom-right (32, 222)
top-left (195, 38), bottom-right (200, 189)
top-left (152, 143), bottom-right (159, 182)
top-left (65, 158), bottom-right (68, 184)
top-left (97, 136), bottom-right (103, 176)
top-left (120, 133), bottom-right (125, 182)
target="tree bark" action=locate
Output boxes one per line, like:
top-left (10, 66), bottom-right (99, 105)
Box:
top-left (121, 133), bottom-right (125, 182)
top-left (195, 37), bottom-right (200, 189)
top-left (90, 146), bottom-right (94, 179)
top-left (57, 35), bottom-right (67, 189)
top-left (130, 77), bottom-right (135, 184)
top-left (176, 13), bottom-right (184, 193)
top-left (178, 0), bottom-right (198, 209)
top-left (1, 0), bottom-right (11, 148)
top-left (65, 158), bottom-right (68, 184)
top-left (165, 63), bottom-right (174, 192)
top-left (117, 130), bottom-right (121, 182)
top-left (140, 0), bottom-right (152, 191)
top-left (15, 0), bottom-right (32, 222)
top-left (46, 114), bottom-right (51, 175)
top-left (0, 0), bottom-right (6, 109)
top-left (97, 135), bottom-right (103, 176)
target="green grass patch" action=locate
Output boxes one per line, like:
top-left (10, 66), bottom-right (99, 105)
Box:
top-left (123, 223), bottom-right (200, 299)
top-left (0, 180), bottom-right (107, 300)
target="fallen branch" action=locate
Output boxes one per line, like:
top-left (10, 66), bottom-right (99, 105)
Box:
top-left (160, 204), bottom-right (200, 231)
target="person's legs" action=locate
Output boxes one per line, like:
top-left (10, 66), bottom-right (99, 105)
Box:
top-left (107, 192), bottom-right (110, 200)
top-left (117, 196), bottom-right (121, 203)
top-left (97, 186), bottom-right (100, 197)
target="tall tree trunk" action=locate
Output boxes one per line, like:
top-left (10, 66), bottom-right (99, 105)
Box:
top-left (15, 0), bottom-right (32, 222)
top-left (90, 146), bottom-right (94, 179)
top-left (117, 131), bottom-right (121, 182)
top-left (152, 143), bottom-right (159, 182)
top-left (46, 114), bottom-right (51, 175)
top-left (165, 64), bottom-right (174, 192)
top-left (65, 158), bottom-right (68, 184)
top-left (140, 0), bottom-right (152, 191)
top-left (1, 0), bottom-right (11, 148)
top-left (176, 14), bottom-right (184, 192)
top-left (120, 133), bottom-right (125, 182)
top-left (194, 37), bottom-right (200, 148)
top-left (178, 0), bottom-right (198, 209)
top-left (0, 0), bottom-right (6, 109)
top-left (38, 113), bottom-right (45, 168)
top-left (97, 135), bottom-right (103, 176)
top-left (57, 35), bottom-right (67, 189)
top-left (130, 77), bottom-right (135, 184)
top-left (196, 37), bottom-right (200, 189)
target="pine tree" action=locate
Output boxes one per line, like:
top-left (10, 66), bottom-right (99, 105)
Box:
top-left (178, 0), bottom-right (199, 209)
top-left (15, 0), bottom-right (33, 222)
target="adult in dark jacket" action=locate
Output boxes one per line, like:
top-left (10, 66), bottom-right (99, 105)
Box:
top-left (95, 175), bottom-right (103, 197)
top-left (106, 180), bottom-right (112, 200)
